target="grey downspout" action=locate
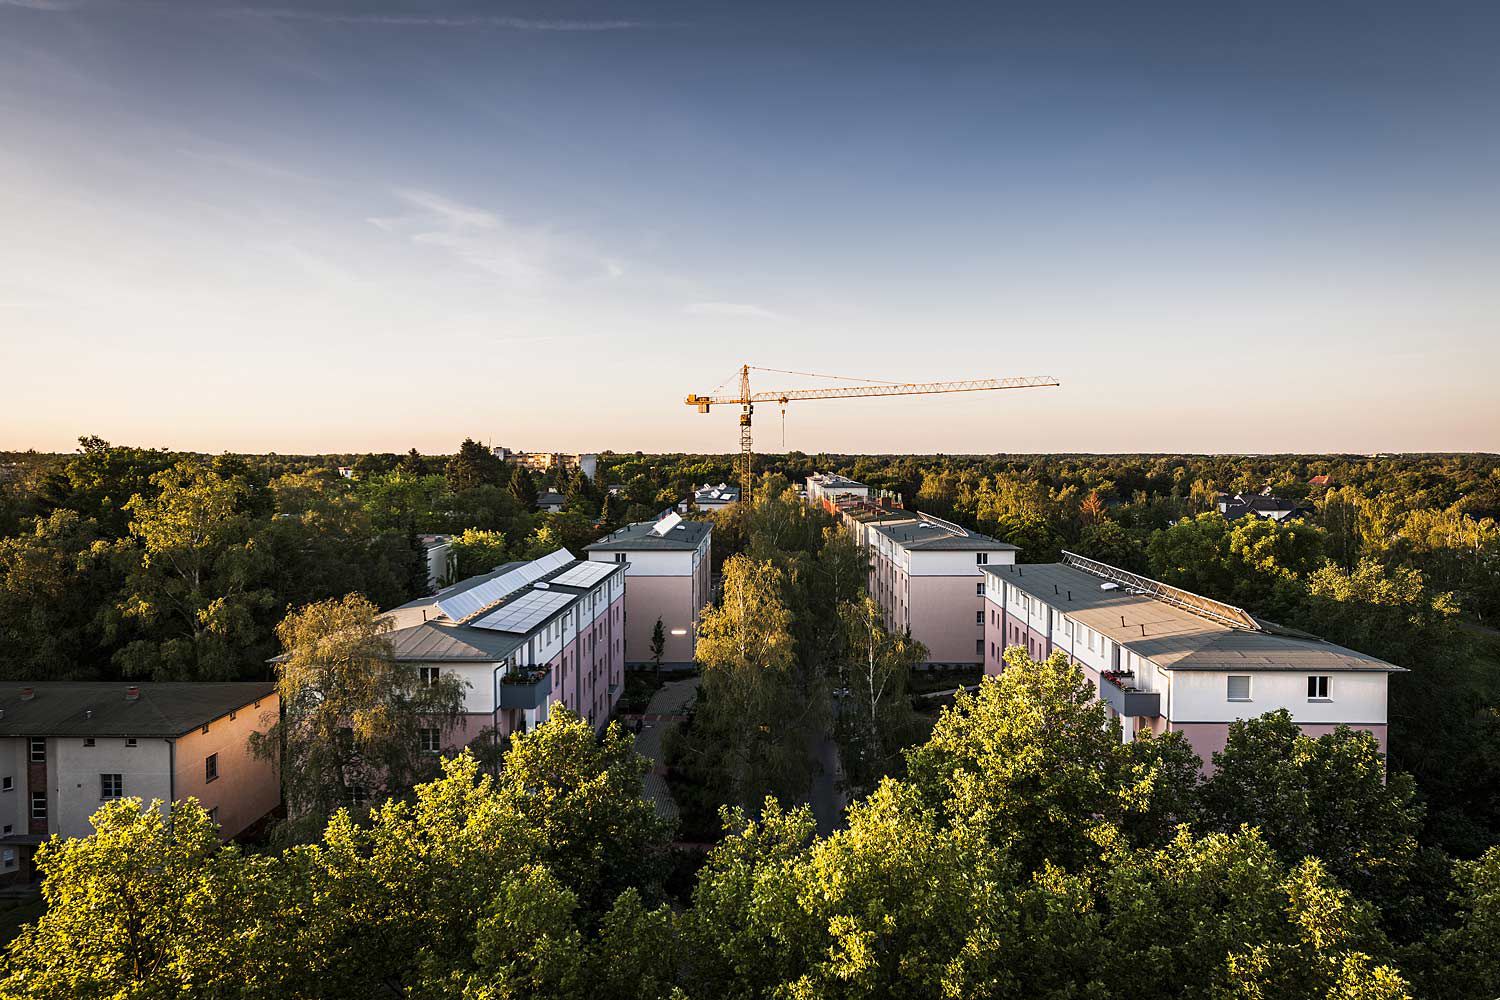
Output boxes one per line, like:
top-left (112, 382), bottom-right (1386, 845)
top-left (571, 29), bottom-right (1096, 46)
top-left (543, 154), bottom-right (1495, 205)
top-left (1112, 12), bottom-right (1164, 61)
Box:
top-left (167, 738), bottom-right (175, 809)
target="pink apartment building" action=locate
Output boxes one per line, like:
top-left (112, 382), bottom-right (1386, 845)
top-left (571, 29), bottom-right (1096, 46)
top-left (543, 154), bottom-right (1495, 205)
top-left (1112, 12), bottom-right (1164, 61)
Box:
top-left (585, 512), bottom-right (712, 667)
top-left (981, 551), bottom-right (1404, 771)
top-left (0, 681), bottom-right (281, 884)
top-left (382, 548), bottom-right (627, 746)
top-left (810, 476), bottom-right (1019, 667)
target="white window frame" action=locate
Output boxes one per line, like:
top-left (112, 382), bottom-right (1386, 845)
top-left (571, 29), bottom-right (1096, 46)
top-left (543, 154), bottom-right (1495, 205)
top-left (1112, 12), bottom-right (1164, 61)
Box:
top-left (1308, 675), bottom-right (1331, 701)
top-left (100, 773), bottom-right (124, 800)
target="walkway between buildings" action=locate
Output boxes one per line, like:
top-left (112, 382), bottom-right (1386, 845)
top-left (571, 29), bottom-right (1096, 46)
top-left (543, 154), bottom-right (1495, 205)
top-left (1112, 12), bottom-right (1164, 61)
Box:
top-left (625, 676), bottom-right (699, 825)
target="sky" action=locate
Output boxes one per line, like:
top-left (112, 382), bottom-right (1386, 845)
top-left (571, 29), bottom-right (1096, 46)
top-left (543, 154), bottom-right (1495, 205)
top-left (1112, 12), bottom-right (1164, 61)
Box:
top-left (1, 0), bottom-right (1497, 456)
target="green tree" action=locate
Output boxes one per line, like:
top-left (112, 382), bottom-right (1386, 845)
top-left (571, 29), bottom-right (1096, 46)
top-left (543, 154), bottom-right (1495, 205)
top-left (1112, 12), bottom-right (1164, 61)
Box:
top-left (113, 460), bottom-right (275, 681)
top-left (446, 438), bottom-right (504, 491)
top-left (509, 464), bottom-right (539, 509)
top-left (1203, 711), bottom-right (1423, 908)
top-left (837, 596), bottom-right (926, 791)
top-left (447, 527), bottom-right (510, 581)
top-left (252, 594), bottom-right (467, 839)
top-left (650, 617), bottom-right (666, 676)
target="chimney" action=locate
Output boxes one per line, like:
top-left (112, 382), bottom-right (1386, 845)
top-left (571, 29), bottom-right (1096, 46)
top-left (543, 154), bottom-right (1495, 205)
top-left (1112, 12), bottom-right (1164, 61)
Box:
top-left (19, 687), bottom-right (34, 701)
top-left (125, 686), bottom-right (140, 702)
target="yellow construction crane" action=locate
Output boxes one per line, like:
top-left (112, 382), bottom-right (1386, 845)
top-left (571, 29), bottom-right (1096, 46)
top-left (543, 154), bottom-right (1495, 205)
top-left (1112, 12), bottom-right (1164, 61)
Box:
top-left (686, 364), bottom-right (1061, 503)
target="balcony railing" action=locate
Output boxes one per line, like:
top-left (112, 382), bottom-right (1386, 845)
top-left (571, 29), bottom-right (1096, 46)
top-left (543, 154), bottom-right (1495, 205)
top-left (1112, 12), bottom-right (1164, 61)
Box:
top-left (1097, 670), bottom-right (1161, 718)
top-left (499, 668), bottom-right (553, 711)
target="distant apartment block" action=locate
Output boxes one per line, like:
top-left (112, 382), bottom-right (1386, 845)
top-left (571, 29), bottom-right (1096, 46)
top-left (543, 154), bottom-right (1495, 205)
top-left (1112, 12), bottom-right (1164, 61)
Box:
top-left (492, 448), bottom-right (598, 480)
top-left (981, 551), bottom-right (1403, 769)
top-left (806, 472), bottom-right (870, 506)
top-left (586, 512), bottom-right (712, 667)
top-left (0, 682), bottom-right (281, 884)
top-left (382, 549), bottom-right (627, 741)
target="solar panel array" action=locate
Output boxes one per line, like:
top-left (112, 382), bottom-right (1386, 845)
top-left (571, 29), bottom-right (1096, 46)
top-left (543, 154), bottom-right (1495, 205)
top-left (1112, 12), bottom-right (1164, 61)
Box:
top-left (550, 560), bottom-right (615, 589)
top-left (471, 589), bottom-right (576, 633)
top-left (436, 548), bottom-right (575, 622)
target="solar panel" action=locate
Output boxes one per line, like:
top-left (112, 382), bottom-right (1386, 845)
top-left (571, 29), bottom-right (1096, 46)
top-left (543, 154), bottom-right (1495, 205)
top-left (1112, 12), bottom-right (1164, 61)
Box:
top-left (471, 589), bottom-right (576, 633)
top-left (650, 511), bottom-right (683, 536)
top-left (436, 549), bottom-right (574, 622)
top-left (550, 561), bottom-right (615, 589)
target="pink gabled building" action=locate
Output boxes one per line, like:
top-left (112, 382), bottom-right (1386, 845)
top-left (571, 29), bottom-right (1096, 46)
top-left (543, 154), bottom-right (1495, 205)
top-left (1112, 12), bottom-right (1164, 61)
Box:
top-left (981, 551), bottom-right (1405, 771)
top-left (585, 512), bottom-right (712, 668)
top-left (0, 681), bottom-right (281, 885)
top-left (382, 549), bottom-right (627, 743)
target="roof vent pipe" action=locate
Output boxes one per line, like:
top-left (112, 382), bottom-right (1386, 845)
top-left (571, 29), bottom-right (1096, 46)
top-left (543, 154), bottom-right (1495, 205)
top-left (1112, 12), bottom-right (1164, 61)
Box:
top-left (20, 687), bottom-right (34, 701)
top-left (125, 686), bottom-right (140, 702)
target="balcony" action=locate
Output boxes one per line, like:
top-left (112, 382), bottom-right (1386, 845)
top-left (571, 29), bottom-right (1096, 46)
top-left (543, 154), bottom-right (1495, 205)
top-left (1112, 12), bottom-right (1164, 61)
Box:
top-left (1097, 671), bottom-right (1160, 718)
top-left (498, 668), bottom-right (553, 711)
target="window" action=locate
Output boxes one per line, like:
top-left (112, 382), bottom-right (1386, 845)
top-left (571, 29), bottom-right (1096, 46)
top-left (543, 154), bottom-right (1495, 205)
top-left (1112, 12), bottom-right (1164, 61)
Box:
top-left (349, 786), bottom-right (370, 806)
top-left (29, 738), bottom-right (44, 763)
top-left (83, 738), bottom-right (95, 748)
top-left (30, 794), bottom-right (46, 821)
top-left (614, 553), bottom-right (626, 563)
top-left (1, 777), bottom-right (11, 792)
top-left (1227, 675), bottom-right (1252, 701)
top-left (1308, 675), bottom-right (1331, 700)
top-left (2, 825), bottom-right (10, 835)
top-left (976, 611), bottom-right (983, 626)
top-left (124, 738), bottom-right (137, 748)
top-left (975, 582), bottom-right (985, 596)
top-left (419, 728), bottom-right (441, 753)
top-left (205, 753), bottom-right (219, 783)
top-left (419, 666), bottom-right (440, 687)
top-left (208, 806), bottom-right (219, 827)
top-left (976, 552), bottom-right (989, 565)
top-left (100, 773), bottom-right (124, 800)
top-left (2, 848), bottom-right (13, 871)
top-left (975, 639), bottom-right (984, 656)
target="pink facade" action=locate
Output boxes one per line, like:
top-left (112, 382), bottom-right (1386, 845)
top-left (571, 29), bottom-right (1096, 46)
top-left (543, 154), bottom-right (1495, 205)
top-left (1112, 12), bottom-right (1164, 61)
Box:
top-left (907, 576), bottom-right (989, 665)
top-left (173, 693), bottom-right (282, 840)
top-left (622, 575), bottom-right (698, 664)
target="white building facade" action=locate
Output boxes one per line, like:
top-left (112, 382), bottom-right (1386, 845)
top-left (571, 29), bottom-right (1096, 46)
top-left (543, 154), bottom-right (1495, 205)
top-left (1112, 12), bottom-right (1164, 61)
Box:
top-left (981, 552), bottom-right (1403, 771)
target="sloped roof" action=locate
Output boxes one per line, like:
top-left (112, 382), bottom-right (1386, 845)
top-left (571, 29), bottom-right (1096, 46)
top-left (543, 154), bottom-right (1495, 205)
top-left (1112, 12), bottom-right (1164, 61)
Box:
top-left (982, 562), bottom-right (1402, 673)
top-left (0, 683), bottom-right (277, 738)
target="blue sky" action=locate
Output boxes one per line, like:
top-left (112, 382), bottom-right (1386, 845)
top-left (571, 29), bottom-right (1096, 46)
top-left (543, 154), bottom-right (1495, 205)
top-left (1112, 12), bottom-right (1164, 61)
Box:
top-left (1, 1), bottom-right (1497, 454)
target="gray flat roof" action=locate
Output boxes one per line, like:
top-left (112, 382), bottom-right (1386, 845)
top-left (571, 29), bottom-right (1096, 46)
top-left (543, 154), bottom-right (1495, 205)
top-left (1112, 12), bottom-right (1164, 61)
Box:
top-left (584, 519), bottom-right (712, 552)
top-left (0, 682), bottom-right (277, 738)
top-left (871, 515), bottom-right (1017, 552)
top-left (982, 562), bottom-right (1403, 673)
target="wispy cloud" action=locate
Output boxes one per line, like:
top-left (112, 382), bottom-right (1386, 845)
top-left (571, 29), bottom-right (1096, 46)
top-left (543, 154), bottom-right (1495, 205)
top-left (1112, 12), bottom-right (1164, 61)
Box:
top-left (682, 301), bottom-right (783, 321)
top-left (219, 8), bottom-right (644, 31)
top-left (0, 0), bottom-right (83, 10)
top-left (369, 188), bottom-right (625, 289)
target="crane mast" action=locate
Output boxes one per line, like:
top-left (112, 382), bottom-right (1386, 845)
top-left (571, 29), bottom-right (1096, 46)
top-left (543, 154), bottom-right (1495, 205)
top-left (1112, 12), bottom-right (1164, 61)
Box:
top-left (686, 365), bottom-right (1060, 504)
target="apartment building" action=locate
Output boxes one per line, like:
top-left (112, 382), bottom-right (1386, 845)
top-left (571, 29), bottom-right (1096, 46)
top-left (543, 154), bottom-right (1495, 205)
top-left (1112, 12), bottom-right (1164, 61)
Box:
top-left (981, 551), bottom-right (1404, 769)
top-left (863, 513), bottom-right (1018, 665)
top-left (585, 511), bottom-right (712, 666)
top-left (383, 548), bottom-right (627, 741)
top-left (806, 472), bottom-right (870, 506)
top-left (0, 682), bottom-right (280, 884)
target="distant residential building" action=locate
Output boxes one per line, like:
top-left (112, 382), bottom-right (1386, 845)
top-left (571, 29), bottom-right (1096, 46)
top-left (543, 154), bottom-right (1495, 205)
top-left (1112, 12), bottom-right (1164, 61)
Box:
top-left (493, 449), bottom-right (597, 478)
top-left (382, 549), bottom-right (627, 741)
top-left (981, 551), bottom-right (1403, 770)
top-left (585, 512), bottom-right (712, 667)
top-left (535, 491), bottom-right (568, 514)
top-left (806, 472), bottom-right (870, 506)
top-left (0, 682), bottom-right (281, 884)
top-left (686, 482), bottom-right (740, 511)
top-left (1308, 474), bottom-right (1332, 488)
top-left (337, 466), bottom-right (355, 479)
top-left (417, 533), bottom-right (452, 593)
top-left (1215, 491), bottom-right (1315, 523)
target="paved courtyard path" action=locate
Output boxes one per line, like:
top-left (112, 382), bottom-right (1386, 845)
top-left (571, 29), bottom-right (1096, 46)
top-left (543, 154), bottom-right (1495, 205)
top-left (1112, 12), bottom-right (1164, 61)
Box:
top-left (622, 676), bottom-right (699, 824)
